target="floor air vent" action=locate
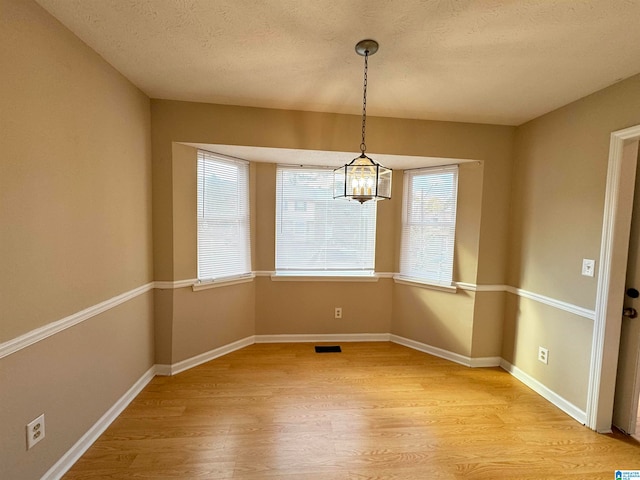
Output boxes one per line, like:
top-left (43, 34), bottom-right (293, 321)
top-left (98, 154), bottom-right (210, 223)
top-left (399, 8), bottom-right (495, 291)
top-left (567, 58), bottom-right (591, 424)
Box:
top-left (315, 345), bottom-right (342, 353)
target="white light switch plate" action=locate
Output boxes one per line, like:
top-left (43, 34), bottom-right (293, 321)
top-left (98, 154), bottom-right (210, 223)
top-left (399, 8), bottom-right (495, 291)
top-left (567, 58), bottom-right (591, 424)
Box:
top-left (582, 259), bottom-right (595, 277)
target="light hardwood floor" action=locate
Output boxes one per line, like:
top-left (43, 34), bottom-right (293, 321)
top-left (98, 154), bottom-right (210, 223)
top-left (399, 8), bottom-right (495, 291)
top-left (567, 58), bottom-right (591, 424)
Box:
top-left (63, 342), bottom-right (640, 479)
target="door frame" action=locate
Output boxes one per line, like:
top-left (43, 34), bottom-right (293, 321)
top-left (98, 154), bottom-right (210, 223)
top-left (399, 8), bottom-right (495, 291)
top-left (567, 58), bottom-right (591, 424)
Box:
top-left (587, 124), bottom-right (640, 432)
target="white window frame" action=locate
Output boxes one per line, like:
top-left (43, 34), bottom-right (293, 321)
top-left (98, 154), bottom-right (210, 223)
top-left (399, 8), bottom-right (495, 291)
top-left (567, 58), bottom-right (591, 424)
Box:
top-left (275, 165), bottom-right (378, 277)
top-left (398, 165), bottom-right (458, 287)
top-left (196, 150), bottom-right (251, 285)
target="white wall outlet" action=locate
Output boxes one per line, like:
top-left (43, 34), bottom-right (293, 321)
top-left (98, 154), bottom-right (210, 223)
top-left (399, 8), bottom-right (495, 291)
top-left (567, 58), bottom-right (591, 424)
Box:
top-left (582, 258), bottom-right (595, 277)
top-left (26, 414), bottom-right (45, 450)
top-left (538, 346), bottom-right (549, 365)
top-left (334, 307), bottom-right (342, 319)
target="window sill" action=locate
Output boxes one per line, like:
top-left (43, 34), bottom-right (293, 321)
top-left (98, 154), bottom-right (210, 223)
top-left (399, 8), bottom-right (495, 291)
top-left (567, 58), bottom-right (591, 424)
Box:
top-left (192, 274), bottom-right (255, 291)
top-left (270, 272), bottom-right (387, 282)
top-left (392, 275), bottom-right (458, 293)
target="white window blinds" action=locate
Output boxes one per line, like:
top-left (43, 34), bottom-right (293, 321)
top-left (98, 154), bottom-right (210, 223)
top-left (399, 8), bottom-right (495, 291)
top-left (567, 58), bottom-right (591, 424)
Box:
top-left (197, 151), bottom-right (251, 281)
top-left (276, 165), bottom-right (377, 274)
top-left (400, 166), bottom-right (458, 285)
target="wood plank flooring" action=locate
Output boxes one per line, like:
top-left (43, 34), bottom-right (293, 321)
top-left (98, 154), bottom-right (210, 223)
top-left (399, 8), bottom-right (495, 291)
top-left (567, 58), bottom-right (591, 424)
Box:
top-left (63, 342), bottom-right (640, 479)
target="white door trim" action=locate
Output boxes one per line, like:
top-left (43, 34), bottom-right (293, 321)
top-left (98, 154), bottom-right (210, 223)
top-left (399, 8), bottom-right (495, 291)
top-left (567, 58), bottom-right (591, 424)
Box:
top-left (587, 124), bottom-right (640, 432)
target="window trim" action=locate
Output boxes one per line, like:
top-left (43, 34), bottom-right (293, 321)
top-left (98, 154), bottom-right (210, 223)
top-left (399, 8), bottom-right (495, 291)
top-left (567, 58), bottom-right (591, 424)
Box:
top-left (392, 275), bottom-right (458, 293)
top-left (196, 150), bottom-right (251, 282)
top-left (192, 273), bottom-right (255, 291)
top-left (275, 164), bottom-right (378, 276)
top-left (399, 165), bottom-right (459, 287)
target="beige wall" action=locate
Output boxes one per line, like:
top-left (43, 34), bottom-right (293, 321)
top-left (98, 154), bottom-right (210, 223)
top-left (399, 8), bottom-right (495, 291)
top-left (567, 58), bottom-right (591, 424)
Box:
top-left (161, 143), bottom-right (256, 362)
top-left (502, 295), bottom-right (592, 409)
top-left (0, 294), bottom-right (155, 480)
top-left (172, 283), bottom-right (255, 363)
top-left (1, 0), bottom-right (153, 342)
top-left (256, 277), bottom-right (393, 335)
top-left (505, 73), bottom-right (640, 409)
top-left (453, 162), bottom-right (484, 284)
top-left (254, 162), bottom-right (277, 271)
top-left (392, 286), bottom-right (476, 356)
top-left (151, 99), bottom-right (515, 286)
top-left (172, 143), bottom-right (198, 280)
top-left (0, 0), bottom-right (154, 477)
top-left (251, 156), bottom-right (395, 337)
top-left (154, 288), bottom-right (174, 364)
top-left (151, 100), bottom-right (513, 356)
top-left (509, 74), bottom-right (640, 307)
top-left (391, 161), bottom-right (505, 358)
top-left (471, 291), bottom-right (506, 358)
top-left (12, 0), bottom-right (640, 475)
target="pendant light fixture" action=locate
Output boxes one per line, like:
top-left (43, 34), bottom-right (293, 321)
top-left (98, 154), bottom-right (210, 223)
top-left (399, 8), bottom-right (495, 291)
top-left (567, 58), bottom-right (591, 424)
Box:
top-left (334, 39), bottom-right (392, 204)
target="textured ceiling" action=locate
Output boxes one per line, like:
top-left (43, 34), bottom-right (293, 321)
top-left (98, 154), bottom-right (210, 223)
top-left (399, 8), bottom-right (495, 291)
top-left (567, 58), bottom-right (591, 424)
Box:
top-left (35, 0), bottom-right (640, 126)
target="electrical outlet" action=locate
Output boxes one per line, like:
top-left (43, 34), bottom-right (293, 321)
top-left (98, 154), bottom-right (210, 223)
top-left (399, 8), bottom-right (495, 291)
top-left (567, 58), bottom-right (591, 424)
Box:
top-left (582, 259), bottom-right (595, 277)
top-left (26, 414), bottom-right (45, 450)
top-left (538, 346), bottom-right (549, 365)
top-left (334, 307), bottom-right (342, 319)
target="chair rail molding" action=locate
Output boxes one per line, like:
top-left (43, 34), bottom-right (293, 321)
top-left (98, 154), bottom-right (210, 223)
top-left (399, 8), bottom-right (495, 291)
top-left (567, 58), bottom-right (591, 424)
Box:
top-left (0, 283), bottom-right (154, 359)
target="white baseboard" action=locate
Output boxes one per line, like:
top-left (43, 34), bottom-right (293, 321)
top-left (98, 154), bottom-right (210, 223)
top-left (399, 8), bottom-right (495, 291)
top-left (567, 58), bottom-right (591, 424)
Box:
top-left (390, 335), bottom-right (501, 368)
top-left (255, 333), bottom-right (391, 343)
top-left (500, 359), bottom-right (587, 425)
top-left (170, 336), bottom-right (255, 375)
top-left (469, 356), bottom-right (503, 367)
top-left (42, 365), bottom-right (157, 480)
top-left (154, 364), bottom-right (172, 376)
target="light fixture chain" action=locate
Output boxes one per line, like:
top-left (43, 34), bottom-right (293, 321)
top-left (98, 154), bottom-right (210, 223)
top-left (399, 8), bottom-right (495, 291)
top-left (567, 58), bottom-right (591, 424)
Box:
top-left (360, 51), bottom-right (368, 154)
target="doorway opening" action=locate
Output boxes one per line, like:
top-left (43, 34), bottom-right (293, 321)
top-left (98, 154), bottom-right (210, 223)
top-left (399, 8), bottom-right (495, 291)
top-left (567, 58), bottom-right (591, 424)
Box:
top-left (587, 125), bottom-right (640, 433)
top-left (612, 138), bottom-right (640, 436)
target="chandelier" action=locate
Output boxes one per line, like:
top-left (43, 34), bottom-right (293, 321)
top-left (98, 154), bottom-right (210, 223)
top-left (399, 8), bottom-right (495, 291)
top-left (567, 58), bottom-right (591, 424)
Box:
top-left (334, 39), bottom-right (392, 204)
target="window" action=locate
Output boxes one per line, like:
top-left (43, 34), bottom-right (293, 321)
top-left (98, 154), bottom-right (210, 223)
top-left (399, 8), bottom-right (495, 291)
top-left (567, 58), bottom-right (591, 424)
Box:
top-left (400, 166), bottom-right (458, 285)
top-left (197, 151), bottom-right (251, 281)
top-left (275, 165), bottom-right (377, 274)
